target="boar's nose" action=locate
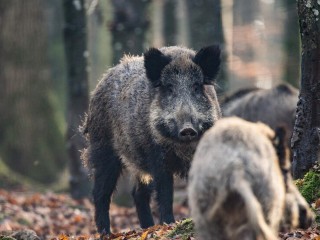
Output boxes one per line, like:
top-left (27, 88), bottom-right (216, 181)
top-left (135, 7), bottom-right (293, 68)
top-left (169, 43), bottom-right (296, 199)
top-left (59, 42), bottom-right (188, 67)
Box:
top-left (179, 124), bottom-right (198, 141)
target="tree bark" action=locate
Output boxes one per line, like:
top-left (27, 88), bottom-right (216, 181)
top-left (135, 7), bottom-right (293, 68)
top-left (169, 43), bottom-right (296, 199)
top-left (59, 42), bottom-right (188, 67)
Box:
top-left (163, 0), bottom-right (176, 46)
top-left (0, 0), bottom-right (66, 183)
top-left (291, 0), bottom-right (320, 179)
top-left (110, 0), bottom-right (150, 64)
top-left (176, 0), bottom-right (190, 46)
top-left (283, 0), bottom-right (300, 88)
top-left (186, 0), bottom-right (228, 93)
top-left (63, 0), bottom-right (91, 198)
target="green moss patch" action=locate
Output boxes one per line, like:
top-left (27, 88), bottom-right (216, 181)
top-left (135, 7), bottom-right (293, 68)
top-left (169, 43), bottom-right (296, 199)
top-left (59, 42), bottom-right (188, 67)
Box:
top-left (167, 218), bottom-right (195, 240)
top-left (296, 170), bottom-right (320, 203)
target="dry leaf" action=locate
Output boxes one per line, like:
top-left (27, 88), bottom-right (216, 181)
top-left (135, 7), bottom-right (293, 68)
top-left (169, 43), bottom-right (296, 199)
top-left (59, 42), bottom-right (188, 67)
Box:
top-left (315, 198), bottom-right (320, 208)
top-left (141, 230), bottom-right (149, 240)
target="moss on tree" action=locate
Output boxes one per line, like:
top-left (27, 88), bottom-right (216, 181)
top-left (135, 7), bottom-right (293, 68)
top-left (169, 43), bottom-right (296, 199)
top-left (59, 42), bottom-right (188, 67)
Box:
top-left (296, 165), bottom-right (320, 203)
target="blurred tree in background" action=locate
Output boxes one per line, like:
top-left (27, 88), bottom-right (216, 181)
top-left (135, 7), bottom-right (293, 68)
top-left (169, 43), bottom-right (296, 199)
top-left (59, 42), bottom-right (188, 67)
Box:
top-left (186, 0), bottom-right (227, 93)
top-left (0, 0), bottom-right (67, 183)
top-left (283, 0), bottom-right (300, 88)
top-left (87, 0), bottom-right (112, 87)
top-left (63, 0), bottom-right (91, 199)
top-left (110, 0), bottom-right (151, 64)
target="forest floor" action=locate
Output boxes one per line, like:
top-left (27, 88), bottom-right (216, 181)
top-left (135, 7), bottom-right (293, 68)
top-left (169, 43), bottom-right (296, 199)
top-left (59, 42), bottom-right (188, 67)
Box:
top-left (0, 189), bottom-right (320, 240)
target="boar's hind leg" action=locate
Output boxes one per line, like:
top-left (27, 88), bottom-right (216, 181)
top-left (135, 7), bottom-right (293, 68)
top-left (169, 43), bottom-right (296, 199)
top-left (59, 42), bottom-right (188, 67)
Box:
top-left (91, 144), bottom-right (122, 234)
top-left (154, 169), bottom-right (175, 224)
top-left (132, 180), bottom-right (155, 228)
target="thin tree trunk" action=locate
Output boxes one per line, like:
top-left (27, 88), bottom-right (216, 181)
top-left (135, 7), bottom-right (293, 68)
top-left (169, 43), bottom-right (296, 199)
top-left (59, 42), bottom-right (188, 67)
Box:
top-left (163, 0), bottom-right (176, 46)
top-left (291, 0), bottom-right (320, 179)
top-left (186, 0), bottom-right (228, 93)
top-left (231, 0), bottom-right (261, 88)
top-left (283, 0), bottom-right (300, 88)
top-left (110, 0), bottom-right (150, 64)
top-left (176, 0), bottom-right (190, 46)
top-left (63, 0), bottom-right (91, 199)
top-left (152, 0), bottom-right (165, 47)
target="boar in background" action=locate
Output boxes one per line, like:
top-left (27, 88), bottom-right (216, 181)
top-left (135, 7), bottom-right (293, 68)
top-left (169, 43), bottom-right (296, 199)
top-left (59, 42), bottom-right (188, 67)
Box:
top-left (222, 83), bottom-right (299, 146)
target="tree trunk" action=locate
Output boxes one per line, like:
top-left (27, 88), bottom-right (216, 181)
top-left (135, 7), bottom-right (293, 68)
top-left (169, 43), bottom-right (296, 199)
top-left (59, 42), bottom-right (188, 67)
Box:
top-left (163, 0), bottom-right (177, 46)
top-left (63, 0), bottom-right (91, 198)
top-left (0, 0), bottom-right (67, 183)
top-left (87, 0), bottom-right (113, 88)
top-left (176, 0), bottom-right (190, 46)
top-left (283, 0), bottom-right (301, 88)
top-left (231, 0), bottom-right (261, 89)
top-left (186, 0), bottom-right (228, 93)
top-left (151, 0), bottom-right (165, 47)
top-left (110, 0), bottom-right (150, 64)
top-left (291, 0), bottom-right (320, 179)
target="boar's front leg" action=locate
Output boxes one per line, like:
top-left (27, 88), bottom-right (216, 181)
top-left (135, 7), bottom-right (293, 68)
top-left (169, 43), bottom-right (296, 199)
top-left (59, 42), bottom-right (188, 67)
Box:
top-left (91, 144), bottom-right (122, 234)
top-left (153, 167), bottom-right (175, 224)
top-left (132, 180), bottom-right (155, 228)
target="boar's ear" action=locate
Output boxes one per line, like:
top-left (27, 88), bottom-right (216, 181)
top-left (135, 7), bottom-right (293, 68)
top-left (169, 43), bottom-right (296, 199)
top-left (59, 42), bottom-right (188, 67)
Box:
top-left (194, 45), bottom-right (221, 85)
top-left (144, 48), bottom-right (171, 87)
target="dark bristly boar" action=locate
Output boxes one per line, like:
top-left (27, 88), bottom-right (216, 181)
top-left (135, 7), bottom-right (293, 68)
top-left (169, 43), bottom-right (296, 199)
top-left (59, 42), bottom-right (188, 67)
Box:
top-left (222, 83), bottom-right (299, 144)
top-left (188, 117), bottom-right (314, 240)
top-left (81, 45), bottom-right (221, 234)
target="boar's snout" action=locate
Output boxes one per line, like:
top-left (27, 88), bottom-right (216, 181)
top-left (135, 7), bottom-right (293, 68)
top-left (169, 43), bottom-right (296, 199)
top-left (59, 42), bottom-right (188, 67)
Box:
top-left (178, 123), bottom-right (198, 142)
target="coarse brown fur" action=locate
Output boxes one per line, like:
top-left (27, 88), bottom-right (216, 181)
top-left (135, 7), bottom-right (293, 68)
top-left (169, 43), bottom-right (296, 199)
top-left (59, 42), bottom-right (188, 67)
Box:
top-left (188, 117), bottom-right (313, 240)
top-left (272, 127), bottom-right (314, 231)
top-left (81, 45), bottom-right (221, 233)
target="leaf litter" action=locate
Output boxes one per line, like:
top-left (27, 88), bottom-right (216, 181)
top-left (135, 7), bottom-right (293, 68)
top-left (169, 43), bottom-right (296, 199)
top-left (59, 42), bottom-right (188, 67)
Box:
top-left (0, 190), bottom-right (319, 239)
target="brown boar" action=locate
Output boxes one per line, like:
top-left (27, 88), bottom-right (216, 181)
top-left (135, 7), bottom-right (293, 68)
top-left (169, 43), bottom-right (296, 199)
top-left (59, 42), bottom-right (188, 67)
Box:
top-left (188, 117), bottom-right (313, 240)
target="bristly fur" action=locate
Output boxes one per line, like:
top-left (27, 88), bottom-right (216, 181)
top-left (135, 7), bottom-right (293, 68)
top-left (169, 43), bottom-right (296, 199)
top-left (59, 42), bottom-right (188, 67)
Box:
top-left (81, 45), bottom-right (222, 234)
top-left (188, 117), bottom-right (314, 240)
top-left (144, 48), bottom-right (171, 87)
top-left (222, 83), bottom-right (299, 131)
top-left (222, 83), bottom-right (299, 156)
top-left (193, 45), bottom-right (221, 84)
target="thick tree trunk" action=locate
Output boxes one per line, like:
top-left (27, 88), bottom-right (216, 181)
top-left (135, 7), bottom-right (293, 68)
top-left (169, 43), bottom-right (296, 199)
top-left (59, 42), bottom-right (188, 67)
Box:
top-left (0, 0), bottom-right (66, 183)
top-left (63, 0), bottom-right (91, 198)
top-left (291, 0), bottom-right (320, 179)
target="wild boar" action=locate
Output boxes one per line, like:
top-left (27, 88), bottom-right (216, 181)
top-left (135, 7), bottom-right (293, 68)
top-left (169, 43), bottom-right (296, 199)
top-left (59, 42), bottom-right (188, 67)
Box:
top-left (222, 83), bottom-right (299, 145)
top-left (81, 45), bottom-right (222, 233)
top-left (188, 117), bottom-right (313, 240)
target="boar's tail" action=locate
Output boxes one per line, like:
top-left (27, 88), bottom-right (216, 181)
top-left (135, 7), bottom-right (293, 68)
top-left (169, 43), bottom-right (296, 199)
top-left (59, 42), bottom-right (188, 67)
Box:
top-left (231, 178), bottom-right (278, 240)
top-left (206, 175), bottom-right (277, 240)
